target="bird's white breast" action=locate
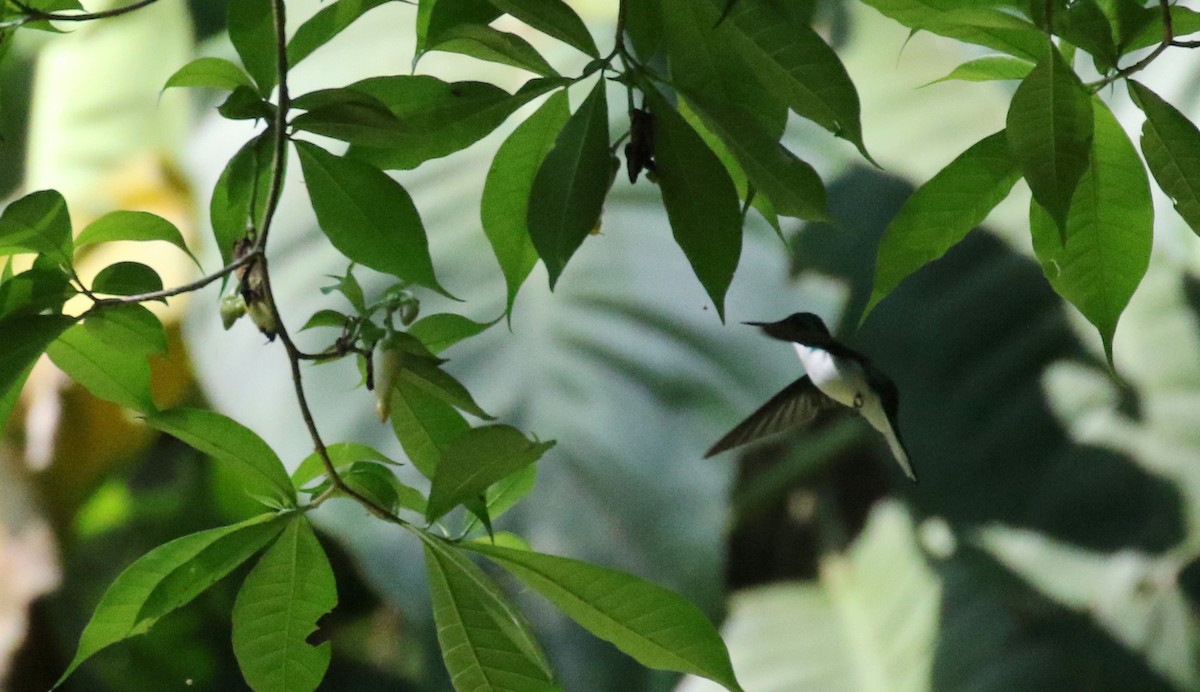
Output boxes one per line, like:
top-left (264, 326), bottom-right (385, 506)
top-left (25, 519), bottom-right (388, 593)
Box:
top-left (793, 343), bottom-right (867, 409)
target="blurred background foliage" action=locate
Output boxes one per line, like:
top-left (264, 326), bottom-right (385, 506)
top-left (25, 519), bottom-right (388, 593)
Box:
top-left (4, 0), bottom-right (1200, 690)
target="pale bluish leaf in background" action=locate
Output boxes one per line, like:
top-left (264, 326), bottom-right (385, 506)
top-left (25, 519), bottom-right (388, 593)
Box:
top-left (677, 502), bottom-right (938, 692)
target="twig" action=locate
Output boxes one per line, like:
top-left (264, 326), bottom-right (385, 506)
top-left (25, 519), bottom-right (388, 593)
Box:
top-left (7, 0), bottom-right (160, 24)
top-left (250, 0), bottom-right (405, 526)
top-left (253, 0), bottom-right (292, 253)
top-left (85, 252), bottom-right (258, 312)
top-left (1090, 0), bottom-right (1174, 90)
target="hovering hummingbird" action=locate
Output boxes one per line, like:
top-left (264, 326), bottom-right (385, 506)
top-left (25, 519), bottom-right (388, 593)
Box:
top-left (705, 312), bottom-right (916, 481)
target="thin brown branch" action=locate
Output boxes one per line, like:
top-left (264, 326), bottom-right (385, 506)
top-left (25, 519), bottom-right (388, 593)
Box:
top-left (254, 0), bottom-right (292, 252)
top-left (1090, 0), bottom-right (1174, 90)
top-left (8, 0), bottom-right (160, 24)
top-left (85, 252), bottom-right (258, 312)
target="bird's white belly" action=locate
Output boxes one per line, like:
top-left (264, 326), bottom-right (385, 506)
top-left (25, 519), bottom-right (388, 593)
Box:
top-left (794, 344), bottom-right (865, 408)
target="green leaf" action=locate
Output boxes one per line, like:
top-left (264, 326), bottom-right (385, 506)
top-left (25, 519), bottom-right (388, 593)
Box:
top-left (867, 130), bottom-right (1022, 315)
top-left (47, 324), bottom-right (157, 413)
top-left (925, 55), bottom-right (1035, 85)
top-left (340, 460), bottom-right (426, 514)
top-left (1007, 42), bottom-right (1094, 234)
top-left (0, 189), bottom-right (73, 266)
top-left (1056, 0), bottom-right (1118, 71)
top-left (389, 380), bottom-right (470, 479)
top-left (163, 57), bottom-right (256, 93)
top-left (1127, 81), bottom-right (1200, 238)
top-left (211, 132), bottom-right (278, 266)
top-left (91, 261), bottom-right (162, 297)
top-left (482, 90), bottom-right (570, 320)
top-left (0, 314), bottom-right (75, 428)
top-left (859, 2), bottom-right (1047, 61)
top-left (288, 0), bottom-right (393, 68)
top-left (295, 141), bottom-right (449, 296)
top-left (486, 0), bottom-right (598, 57)
top-left (291, 441), bottom-right (398, 489)
top-left (625, 0), bottom-right (663, 59)
top-left (147, 407), bottom-right (297, 508)
top-left (75, 210), bottom-right (199, 268)
top-left (421, 536), bottom-right (559, 691)
top-left (430, 23), bottom-right (560, 77)
top-left (426, 424), bottom-right (554, 521)
top-left (713, 0), bottom-right (869, 158)
top-left (290, 88), bottom-right (409, 148)
top-left (408, 312), bottom-right (496, 354)
top-left (85, 305), bottom-right (167, 356)
top-left (395, 353), bottom-right (493, 421)
top-left (686, 94), bottom-right (827, 221)
top-left (1122, 4), bottom-right (1200, 53)
top-left (55, 514), bottom-right (285, 689)
top-left (1029, 99), bottom-right (1152, 364)
top-left (218, 85), bottom-right (278, 121)
top-left (0, 263), bottom-right (73, 319)
top-left (462, 464), bottom-right (537, 536)
top-left (347, 76), bottom-right (560, 170)
top-left (299, 309), bottom-right (349, 332)
top-left (232, 517), bottom-right (337, 692)
top-left (527, 79), bottom-right (611, 287)
top-left (416, 0), bottom-right (501, 58)
top-left (644, 89), bottom-right (742, 321)
top-left (463, 542), bottom-right (743, 692)
top-left (227, 0), bottom-right (277, 96)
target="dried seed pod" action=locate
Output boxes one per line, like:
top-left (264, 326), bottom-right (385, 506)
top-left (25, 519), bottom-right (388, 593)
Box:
top-left (625, 108), bottom-right (656, 184)
top-left (374, 336), bottom-right (402, 421)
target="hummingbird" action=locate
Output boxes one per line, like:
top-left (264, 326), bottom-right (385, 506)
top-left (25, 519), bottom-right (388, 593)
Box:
top-left (705, 312), bottom-right (916, 481)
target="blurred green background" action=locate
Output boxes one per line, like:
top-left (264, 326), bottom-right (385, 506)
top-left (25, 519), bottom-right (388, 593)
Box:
top-left (4, 1), bottom-right (1200, 690)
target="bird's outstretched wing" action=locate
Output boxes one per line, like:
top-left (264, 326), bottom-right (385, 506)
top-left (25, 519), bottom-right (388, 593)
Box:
top-left (704, 376), bottom-right (836, 458)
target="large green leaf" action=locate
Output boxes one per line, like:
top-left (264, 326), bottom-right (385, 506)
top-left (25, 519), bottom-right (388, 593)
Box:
top-left (210, 132), bottom-right (277, 266)
top-left (389, 379), bottom-right (470, 479)
top-left (55, 514), bottom-right (285, 688)
top-left (482, 90), bottom-right (570, 319)
top-left (74, 210), bottom-right (199, 267)
top-left (429, 23), bottom-right (560, 77)
top-left (925, 55), bottom-right (1034, 85)
top-left (1029, 99), bottom-right (1152, 363)
top-left (0, 189), bottom-right (73, 266)
top-left (644, 89), bottom-right (742, 320)
top-left (0, 314), bottom-right (76, 427)
top-left (90, 261), bottom-right (164, 297)
top-left (421, 534), bottom-right (559, 691)
top-left (289, 88), bottom-right (408, 148)
top-left (867, 130), bottom-right (1022, 314)
top-left (527, 79), bottom-right (612, 287)
top-left (163, 57), bottom-right (256, 93)
top-left (465, 541), bottom-right (743, 691)
top-left (227, 0), bottom-right (278, 96)
top-left (287, 0), bottom-right (393, 68)
top-left (1007, 43), bottom-right (1094, 233)
top-left (486, 0), bottom-right (598, 57)
top-left (415, 0), bottom-right (501, 57)
top-left (426, 424), bottom-right (554, 521)
top-left (290, 441), bottom-right (398, 489)
top-left (347, 76), bottom-right (559, 170)
top-left (147, 407), bottom-right (297, 508)
top-left (232, 516), bottom-right (337, 692)
top-left (0, 262), bottom-right (73, 319)
top-left (1127, 81), bottom-right (1200, 238)
top-left (859, 1), bottom-right (1047, 61)
top-left (394, 352), bottom-right (493, 421)
top-left (408, 312), bottom-right (497, 354)
top-left (713, 0), bottom-right (869, 158)
top-left (295, 140), bottom-right (448, 296)
top-left (84, 304), bottom-right (168, 356)
top-left (47, 323), bottom-right (157, 413)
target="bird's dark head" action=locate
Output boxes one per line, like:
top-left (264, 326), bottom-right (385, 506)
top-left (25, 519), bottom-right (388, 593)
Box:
top-left (745, 312), bottom-right (831, 343)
